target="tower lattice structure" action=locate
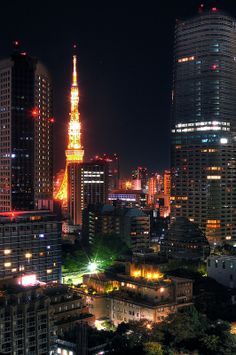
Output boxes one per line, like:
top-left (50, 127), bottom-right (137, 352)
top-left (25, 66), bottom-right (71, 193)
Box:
top-left (54, 54), bottom-right (84, 205)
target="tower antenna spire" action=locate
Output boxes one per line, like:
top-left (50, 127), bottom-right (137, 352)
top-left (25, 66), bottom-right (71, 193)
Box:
top-left (72, 44), bottom-right (78, 87)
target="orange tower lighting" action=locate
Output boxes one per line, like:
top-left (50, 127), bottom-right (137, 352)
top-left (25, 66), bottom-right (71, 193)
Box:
top-left (54, 53), bottom-right (84, 205)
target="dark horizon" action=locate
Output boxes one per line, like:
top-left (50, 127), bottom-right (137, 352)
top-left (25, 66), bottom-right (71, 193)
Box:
top-left (1, 0), bottom-right (236, 177)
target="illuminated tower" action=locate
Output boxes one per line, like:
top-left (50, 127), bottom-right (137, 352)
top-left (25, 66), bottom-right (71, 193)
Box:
top-left (55, 54), bottom-right (84, 206)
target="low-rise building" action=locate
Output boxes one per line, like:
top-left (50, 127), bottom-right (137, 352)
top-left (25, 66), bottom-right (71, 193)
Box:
top-left (207, 255), bottom-right (236, 288)
top-left (44, 285), bottom-right (94, 336)
top-left (81, 263), bottom-right (193, 326)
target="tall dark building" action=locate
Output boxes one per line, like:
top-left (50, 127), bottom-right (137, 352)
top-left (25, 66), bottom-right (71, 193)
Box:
top-left (93, 154), bottom-right (120, 191)
top-left (0, 51), bottom-right (53, 212)
top-left (171, 7), bottom-right (236, 245)
top-left (68, 159), bottom-right (109, 225)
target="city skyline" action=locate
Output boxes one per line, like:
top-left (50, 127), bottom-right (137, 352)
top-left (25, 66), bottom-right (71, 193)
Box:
top-left (1, 2), bottom-right (236, 353)
top-left (2, 0), bottom-right (235, 176)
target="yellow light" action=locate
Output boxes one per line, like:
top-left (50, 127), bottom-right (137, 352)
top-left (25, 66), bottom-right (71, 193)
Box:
top-left (207, 176), bottom-right (221, 180)
top-left (153, 273), bottom-right (161, 279)
top-left (47, 269), bottom-right (52, 274)
top-left (125, 181), bottom-right (132, 189)
top-left (178, 56), bottom-right (195, 63)
top-left (160, 287), bottom-right (165, 293)
top-left (4, 262), bottom-right (11, 267)
top-left (171, 196), bottom-right (188, 201)
top-left (25, 253), bottom-right (32, 259)
top-left (4, 249), bottom-right (11, 255)
top-left (133, 270), bottom-right (141, 278)
top-left (206, 167), bottom-right (222, 171)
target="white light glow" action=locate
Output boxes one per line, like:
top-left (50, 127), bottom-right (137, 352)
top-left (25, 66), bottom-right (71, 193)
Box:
top-left (220, 138), bottom-right (228, 144)
top-left (19, 274), bottom-right (37, 286)
top-left (87, 261), bottom-right (98, 273)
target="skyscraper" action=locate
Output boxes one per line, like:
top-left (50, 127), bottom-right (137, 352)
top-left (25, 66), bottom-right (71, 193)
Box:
top-left (68, 159), bottom-right (109, 225)
top-left (171, 7), bottom-right (236, 245)
top-left (0, 51), bottom-right (53, 211)
top-left (93, 154), bottom-right (120, 191)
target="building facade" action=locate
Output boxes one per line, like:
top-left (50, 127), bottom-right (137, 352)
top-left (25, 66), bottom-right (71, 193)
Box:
top-left (0, 210), bottom-right (61, 283)
top-left (82, 205), bottom-right (150, 251)
top-left (44, 285), bottom-right (94, 337)
top-left (0, 284), bottom-right (53, 355)
top-left (68, 160), bottom-right (109, 226)
top-left (132, 167), bottom-right (148, 192)
top-left (0, 52), bottom-right (53, 212)
top-left (207, 255), bottom-right (236, 288)
top-left (171, 8), bottom-right (236, 245)
top-left (108, 189), bottom-right (146, 208)
top-left (82, 265), bottom-right (193, 326)
top-left (161, 217), bottom-right (210, 260)
top-left (93, 154), bottom-right (120, 192)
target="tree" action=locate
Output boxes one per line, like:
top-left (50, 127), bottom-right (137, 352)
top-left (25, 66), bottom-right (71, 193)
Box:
top-left (144, 342), bottom-right (163, 355)
top-left (91, 233), bottom-right (130, 268)
top-left (165, 306), bottom-right (207, 346)
top-left (199, 334), bottom-right (220, 354)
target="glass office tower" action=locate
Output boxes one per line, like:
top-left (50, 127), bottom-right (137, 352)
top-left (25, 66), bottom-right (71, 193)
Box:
top-left (171, 8), bottom-right (236, 245)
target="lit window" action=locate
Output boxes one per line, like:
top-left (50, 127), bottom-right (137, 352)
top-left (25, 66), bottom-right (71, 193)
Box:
top-left (4, 249), bottom-right (11, 255)
top-left (207, 176), bottom-right (221, 180)
top-left (220, 138), bottom-right (228, 144)
top-left (4, 262), bottom-right (11, 267)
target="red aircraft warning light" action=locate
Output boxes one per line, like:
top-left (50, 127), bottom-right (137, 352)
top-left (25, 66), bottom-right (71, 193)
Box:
top-left (32, 108), bottom-right (39, 117)
top-left (212, 64), bottom-right (218, 70)
top-left (13, 40), bottom-right (20, 47)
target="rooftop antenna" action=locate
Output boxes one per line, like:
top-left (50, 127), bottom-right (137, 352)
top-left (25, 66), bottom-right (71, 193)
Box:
top-left (198, 3), bottom-right (204, 13)
top-left (13, 40), bottom-right (20, 51)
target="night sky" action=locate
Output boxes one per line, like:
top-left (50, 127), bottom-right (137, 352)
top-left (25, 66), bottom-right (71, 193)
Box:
top-left (1, 0), bottom-right (235, 176)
